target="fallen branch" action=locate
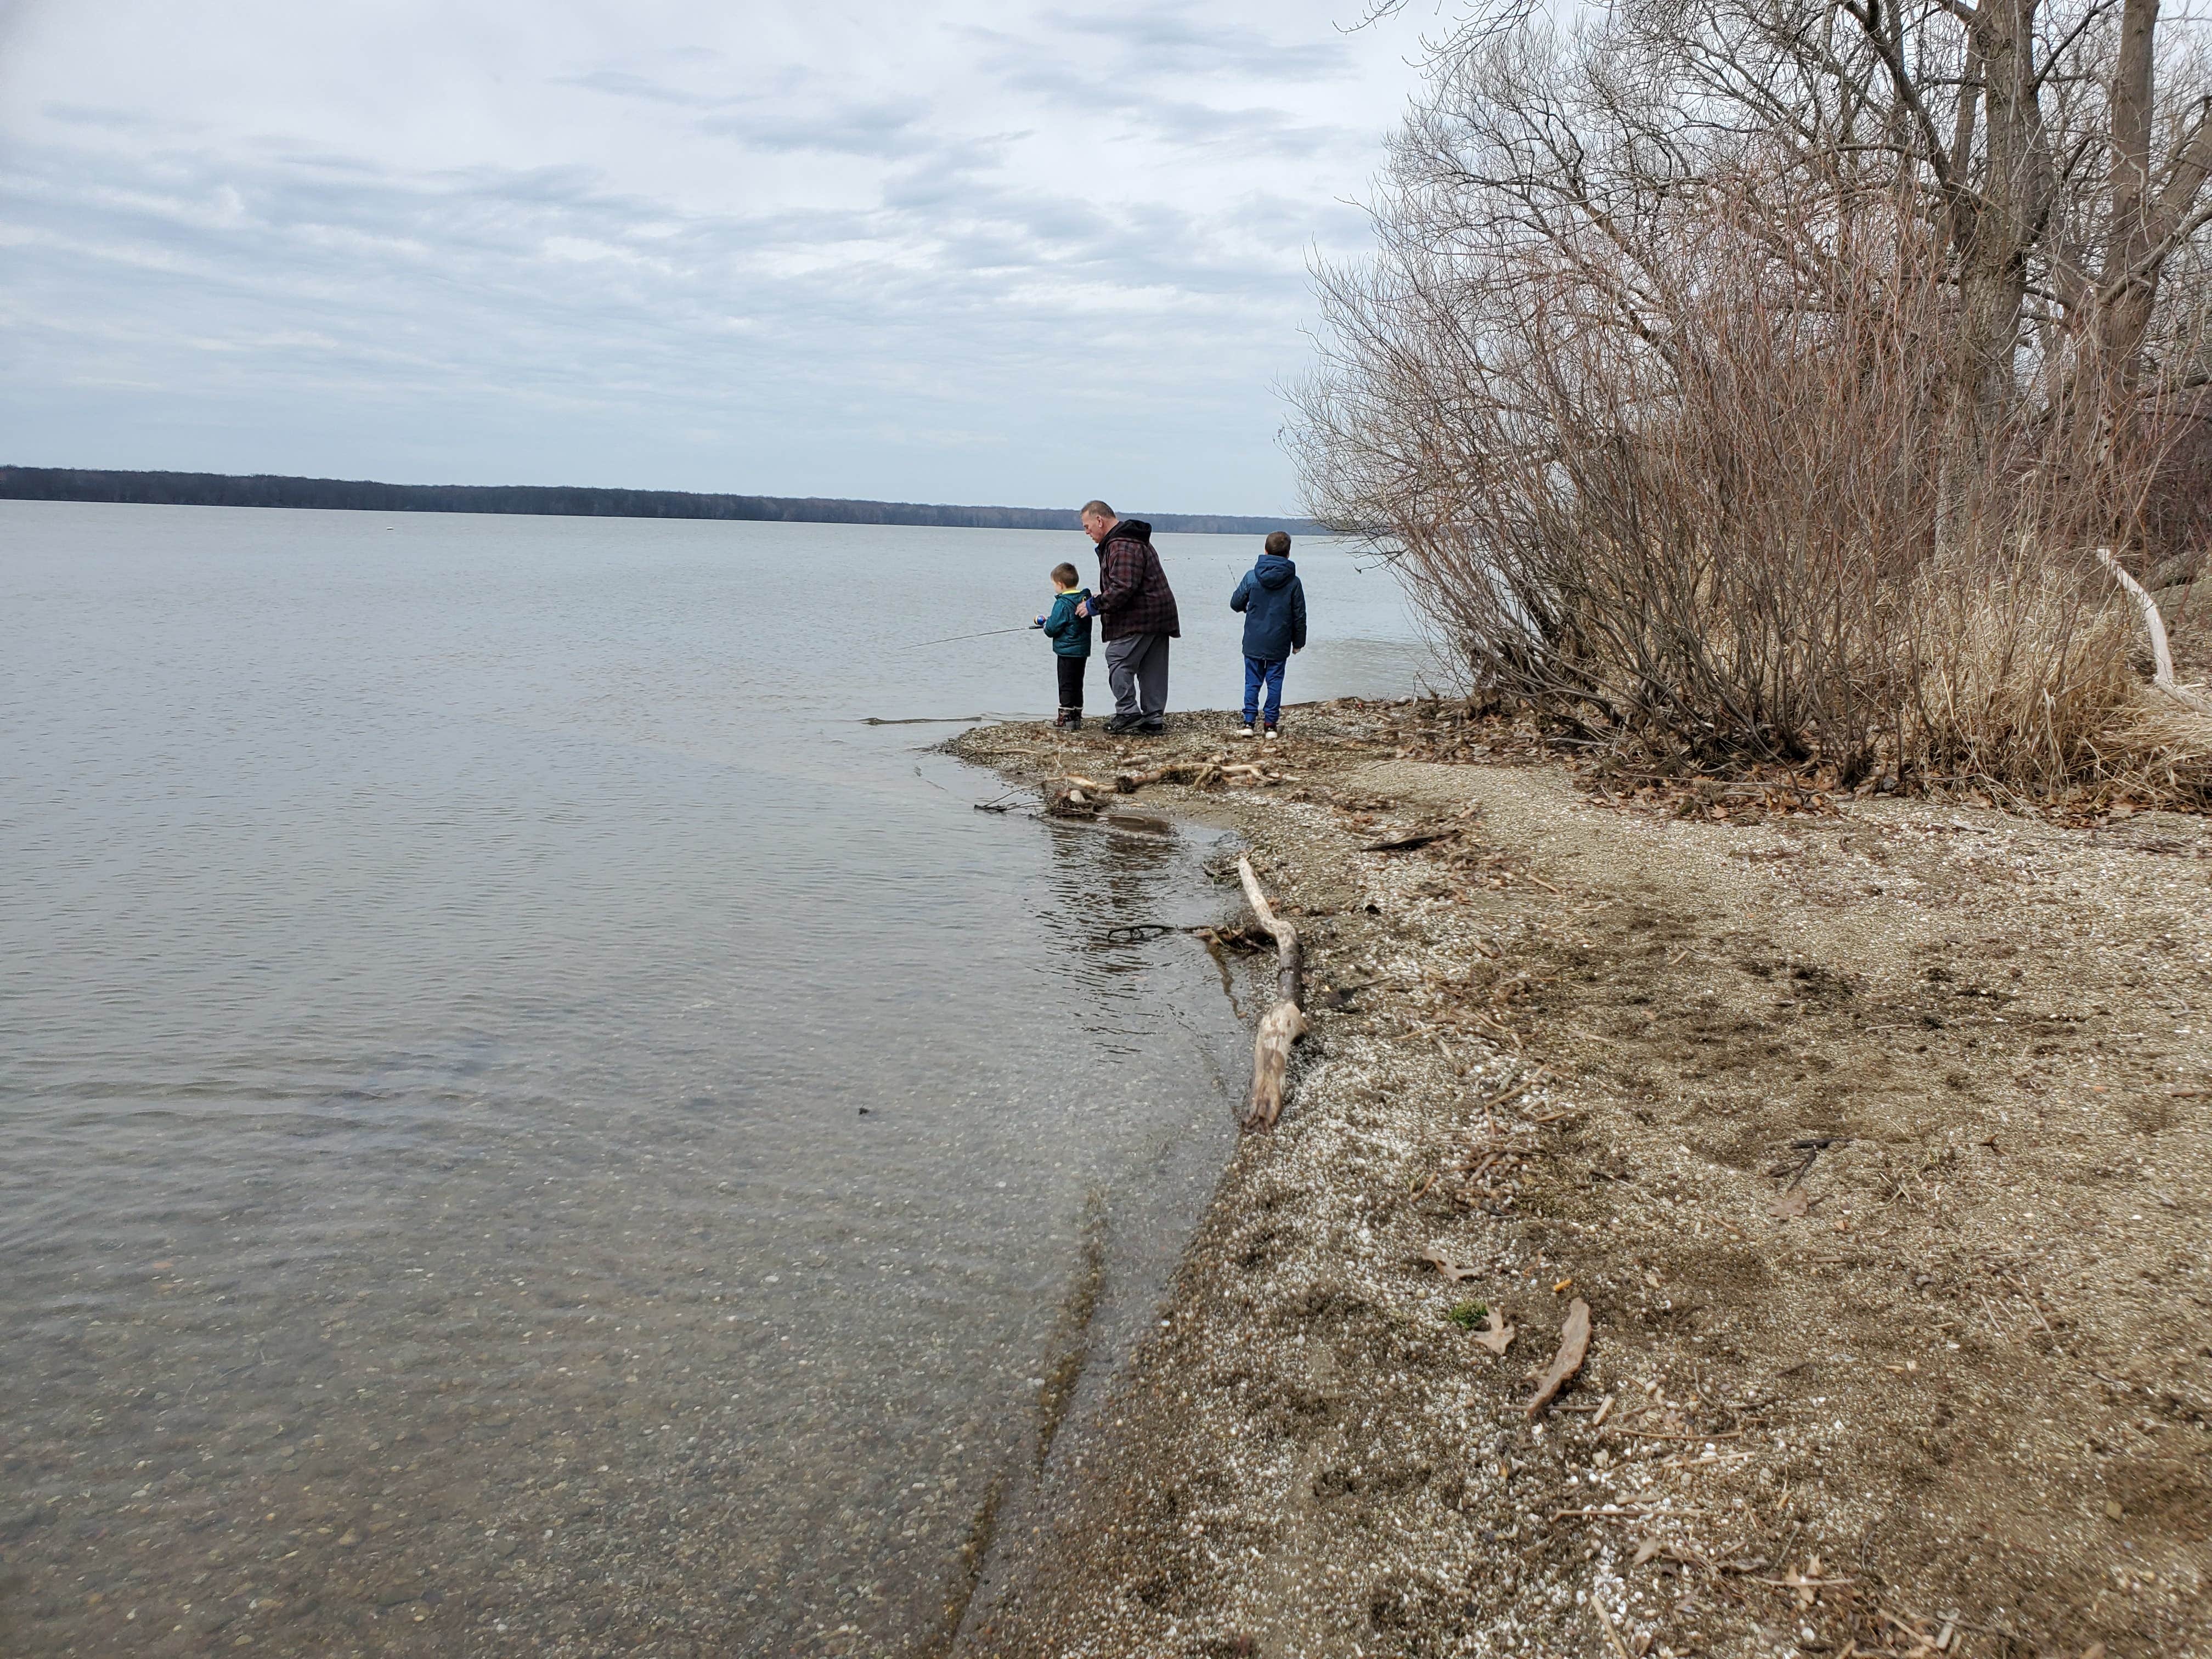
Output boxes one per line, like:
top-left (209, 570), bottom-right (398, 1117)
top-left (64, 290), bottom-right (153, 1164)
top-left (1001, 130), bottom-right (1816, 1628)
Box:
top-left (1593, 1601), bottom-right (1635, 1659)
top-left (2100, 548), bottom-right (2212, 715)
top-left (1525, 1297), bottom-right (1593, 1418)
top-left (1361, 827), bottom-right (1460, 853)
top-left (1237, 854), bottom-right (1306, 1131)
top-left (1117, 761), bottom-right (1225, 791)
top-left (1549, 1505), bottom-right (1716, 1521)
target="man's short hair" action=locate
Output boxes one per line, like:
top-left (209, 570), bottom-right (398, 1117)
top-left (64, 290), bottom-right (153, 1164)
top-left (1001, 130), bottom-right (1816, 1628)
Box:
top-left (1265, 531), bottom-right (1291, 555)
top-left (1079, 499), bottom-right (1115, 522)
top-left (1051, 562), bottom-right (1080, 587)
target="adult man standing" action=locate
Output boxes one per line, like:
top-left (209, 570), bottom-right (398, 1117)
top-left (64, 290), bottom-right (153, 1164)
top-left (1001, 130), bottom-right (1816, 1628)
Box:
top-left (1074, 499), bottom-right (1180, 734)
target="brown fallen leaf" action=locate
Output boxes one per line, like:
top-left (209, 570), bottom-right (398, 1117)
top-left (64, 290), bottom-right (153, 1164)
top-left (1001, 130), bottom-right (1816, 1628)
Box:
top-left (1474, 1307), bottom-right (1516, 1355)
top-left (1770, 1186), bottom-right (1810, 1219)
top-left (1792, 1556), bottom-right (1822, 1607)
top-left (1525, 1297), bottom-right (1592, 1418)
top-left (1632, 1536), bottom-right (1663, 1567)
top-left (1424, 1247), bottom-right (1482, 1282)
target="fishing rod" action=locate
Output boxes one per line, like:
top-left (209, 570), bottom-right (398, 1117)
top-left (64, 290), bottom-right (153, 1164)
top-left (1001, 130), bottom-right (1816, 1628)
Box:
top-left (906, 624), bottom-right (1036, 649)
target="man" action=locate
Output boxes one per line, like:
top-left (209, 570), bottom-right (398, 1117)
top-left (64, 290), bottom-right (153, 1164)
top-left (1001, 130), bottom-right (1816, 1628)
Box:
top-left (1074, 499), bottom-right (1180, 734)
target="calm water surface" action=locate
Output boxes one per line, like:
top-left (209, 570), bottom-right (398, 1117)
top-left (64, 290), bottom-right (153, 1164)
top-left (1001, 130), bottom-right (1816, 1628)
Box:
top-left (0, 503), bottom-right (1428, 1657)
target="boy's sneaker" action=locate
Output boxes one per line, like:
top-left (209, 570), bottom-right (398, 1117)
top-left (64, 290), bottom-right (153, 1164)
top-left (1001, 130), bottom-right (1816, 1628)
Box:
top-left (1262, 723), bottom-right (1280, 742)
top-left (1232, 722), bottom-right (1256, 740)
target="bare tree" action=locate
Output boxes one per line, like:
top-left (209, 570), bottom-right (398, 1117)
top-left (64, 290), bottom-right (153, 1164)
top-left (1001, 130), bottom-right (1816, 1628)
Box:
top-left (1298, 0), bottom-right (2212, 795)
top-left (1364, 0), bottom-right (2212, 425)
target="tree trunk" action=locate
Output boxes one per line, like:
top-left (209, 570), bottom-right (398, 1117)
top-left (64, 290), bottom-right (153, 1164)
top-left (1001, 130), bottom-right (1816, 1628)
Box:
top-left (2096, 0), bottom-right (2163, 397)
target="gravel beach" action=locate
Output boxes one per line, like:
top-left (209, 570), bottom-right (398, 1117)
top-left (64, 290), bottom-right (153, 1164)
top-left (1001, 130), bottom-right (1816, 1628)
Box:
top-left (946, 700), bottom-right (2210, 1659)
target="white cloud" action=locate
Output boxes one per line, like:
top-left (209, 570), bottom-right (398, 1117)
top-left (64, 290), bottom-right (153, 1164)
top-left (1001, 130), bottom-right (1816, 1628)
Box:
top-left (0, 0), bottom-right (1423, 511)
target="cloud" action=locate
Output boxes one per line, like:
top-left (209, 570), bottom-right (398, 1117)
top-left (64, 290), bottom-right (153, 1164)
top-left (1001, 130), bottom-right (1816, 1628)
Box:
top-left (1041, 5), bottom-right (1352, 82)
top-left (0, 0), bottom-right (1422, 512)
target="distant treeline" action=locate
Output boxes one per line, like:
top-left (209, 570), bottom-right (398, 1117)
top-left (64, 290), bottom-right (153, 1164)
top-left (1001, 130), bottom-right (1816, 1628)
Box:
top-left (0, 467), bottom-right (1317, 537)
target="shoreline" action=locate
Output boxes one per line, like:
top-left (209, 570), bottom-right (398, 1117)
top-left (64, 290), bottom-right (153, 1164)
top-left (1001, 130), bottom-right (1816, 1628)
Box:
top-left (944, 700), bottom-right (2210, 1658)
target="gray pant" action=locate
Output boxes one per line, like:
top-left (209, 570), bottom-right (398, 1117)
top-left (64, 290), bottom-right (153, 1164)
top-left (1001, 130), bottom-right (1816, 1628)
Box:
top-left (1103, 633), bottom-right (1170, 723)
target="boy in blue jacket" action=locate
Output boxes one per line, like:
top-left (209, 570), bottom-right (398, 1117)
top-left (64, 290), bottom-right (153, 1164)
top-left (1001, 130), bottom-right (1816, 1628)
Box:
top-left (1229, 531), bottom-right (1307, 740)
top-left (1034, 561), bottom-right (1093, 730)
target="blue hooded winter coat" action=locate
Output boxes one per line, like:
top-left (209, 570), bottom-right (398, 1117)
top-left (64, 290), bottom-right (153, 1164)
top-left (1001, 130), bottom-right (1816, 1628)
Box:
top-left (1229, 554), bottom-right (1307, 661)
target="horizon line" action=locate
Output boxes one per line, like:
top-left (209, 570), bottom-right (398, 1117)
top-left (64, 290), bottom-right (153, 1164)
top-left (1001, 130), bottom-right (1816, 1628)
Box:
top-left (0, 465), bottom-right (1323, 537)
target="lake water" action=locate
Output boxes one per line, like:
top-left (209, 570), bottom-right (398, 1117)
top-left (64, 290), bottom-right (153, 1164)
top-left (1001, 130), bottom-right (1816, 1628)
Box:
top-left (0, 503), bottom-right (1429, 1657)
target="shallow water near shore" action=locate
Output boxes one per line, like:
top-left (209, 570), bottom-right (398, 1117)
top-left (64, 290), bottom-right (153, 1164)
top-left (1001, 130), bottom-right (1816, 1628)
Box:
top-left (0, 502), bottom-right (1429, 1656)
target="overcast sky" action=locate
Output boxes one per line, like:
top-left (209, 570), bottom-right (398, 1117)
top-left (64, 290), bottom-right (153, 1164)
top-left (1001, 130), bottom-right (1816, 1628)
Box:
top-left (0, 2), bottom-right (1431, 514)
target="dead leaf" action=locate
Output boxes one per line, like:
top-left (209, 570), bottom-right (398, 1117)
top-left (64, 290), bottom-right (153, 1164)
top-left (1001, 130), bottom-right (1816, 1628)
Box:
top-left (1423, 1248), bottom-right (1482, 1282)
top-left (1633, 1536), bottom-right (1663, 1567)
top-left (1524, 1297), bottom-right (1592, 1418)
top-left (1785, 1556), bottom-right (1822, 1607)
top-left (1474, 1307), bottom-right (1516, 1355)
top-left (1770, 1186), bottom-right (1810, 1218)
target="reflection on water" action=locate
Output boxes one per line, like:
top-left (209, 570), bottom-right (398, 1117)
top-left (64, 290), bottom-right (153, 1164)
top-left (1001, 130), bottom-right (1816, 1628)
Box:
top-left (0, 504), bottom-right (1428, 1656)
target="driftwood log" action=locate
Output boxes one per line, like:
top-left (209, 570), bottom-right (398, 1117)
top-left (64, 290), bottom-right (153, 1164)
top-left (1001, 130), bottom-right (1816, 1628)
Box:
top-left (1115, 761), bottom-right (1225, 791)
top-left (1046, 758), bottom-right (1296, 818)
top-left (2101, 547), bottom-right (2212, 716)
top-left (1047, 766), bottom-right (1224, 817)
top-left (1236, 854), bottom-right (1306, 1130)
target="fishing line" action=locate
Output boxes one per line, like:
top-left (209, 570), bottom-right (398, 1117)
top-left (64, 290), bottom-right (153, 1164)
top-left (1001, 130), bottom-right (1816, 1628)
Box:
top-left (905, 624), bottom-right (1035, 649)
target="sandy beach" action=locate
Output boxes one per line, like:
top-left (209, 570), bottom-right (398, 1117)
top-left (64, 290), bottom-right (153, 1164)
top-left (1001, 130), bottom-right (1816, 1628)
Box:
top-left (947, 699), bottom-right (2210, 1659)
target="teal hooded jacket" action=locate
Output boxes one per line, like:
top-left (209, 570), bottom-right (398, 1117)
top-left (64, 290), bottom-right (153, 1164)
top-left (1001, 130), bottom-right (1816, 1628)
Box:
top-left (1036, 588), bottom-right (1093, 658)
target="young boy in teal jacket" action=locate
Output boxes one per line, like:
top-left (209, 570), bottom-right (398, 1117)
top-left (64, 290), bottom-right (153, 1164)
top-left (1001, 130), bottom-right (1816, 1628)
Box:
top-left (1034, 561), bottom-right (1093, 729)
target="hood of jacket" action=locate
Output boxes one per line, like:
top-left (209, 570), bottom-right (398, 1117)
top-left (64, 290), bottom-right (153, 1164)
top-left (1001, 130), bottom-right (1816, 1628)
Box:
top-left (1252, 552), bottom-right (1296, 589)
top-left (1107, 518), bottom-right (1153, 544)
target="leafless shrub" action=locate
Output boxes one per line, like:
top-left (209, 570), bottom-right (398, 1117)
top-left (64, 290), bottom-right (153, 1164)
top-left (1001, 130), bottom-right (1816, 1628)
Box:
top-left (1299, 0), bottom-right (2212, 800)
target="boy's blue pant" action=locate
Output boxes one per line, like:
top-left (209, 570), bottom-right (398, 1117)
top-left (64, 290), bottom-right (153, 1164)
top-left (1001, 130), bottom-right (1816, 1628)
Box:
top-left (1242, 656), bottom-right (1288, 725)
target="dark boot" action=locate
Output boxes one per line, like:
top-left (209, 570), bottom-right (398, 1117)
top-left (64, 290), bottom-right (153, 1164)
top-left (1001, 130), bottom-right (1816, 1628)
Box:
top-left (1056, 707), bottom-right (1082, 731)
